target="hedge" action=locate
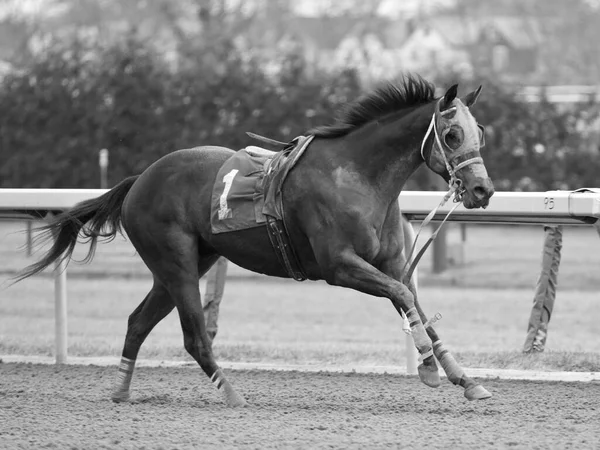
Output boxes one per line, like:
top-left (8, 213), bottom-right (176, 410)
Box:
top-left (1, 34), bottom-right (598, 190)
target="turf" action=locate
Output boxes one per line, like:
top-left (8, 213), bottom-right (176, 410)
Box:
top-left (1, 220), bottom-right (599, 371)
top-left (1, 277), bottom-right (599, 371)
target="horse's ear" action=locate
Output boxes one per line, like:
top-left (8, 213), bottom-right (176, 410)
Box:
top-left (463, 85), bottom-right (483, 108)
top-left (440, 84), bottom-right (459, 110)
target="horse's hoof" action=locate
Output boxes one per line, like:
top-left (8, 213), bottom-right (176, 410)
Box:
top-left (225, 394), bottom-right (248, 408)
top-left (464, 384), bottom-right (492, 401)
top-left (418, 363), bottom-right (441, 388)
top-left (111, 391), bottom-right (130, 403)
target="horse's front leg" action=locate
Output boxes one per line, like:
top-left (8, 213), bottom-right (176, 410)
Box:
top-left (391, 254), bottom-right (492, 400)
top-left (319, 249), bottom-right (441, 389)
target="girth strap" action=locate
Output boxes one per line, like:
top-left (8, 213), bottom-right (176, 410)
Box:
top-left (265, 216), bottom-right (307, 281)
top-left (259, 135), bottom-right (314, 282)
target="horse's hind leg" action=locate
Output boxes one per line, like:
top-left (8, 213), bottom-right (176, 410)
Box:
top-left (143, 230), bottom-right (246, 407)
top-left (171, 262), bottom-right (247, 406)
top-left (112, 282), bottom-right (174, 402)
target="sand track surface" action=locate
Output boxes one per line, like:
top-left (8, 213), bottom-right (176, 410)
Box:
top-left (1, 363), bottom-right (598, 449)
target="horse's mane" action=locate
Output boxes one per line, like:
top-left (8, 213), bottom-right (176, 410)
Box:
top-left (309, 74), bottom-right (436, 138)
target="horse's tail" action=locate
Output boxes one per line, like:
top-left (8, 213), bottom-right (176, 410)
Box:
top-left (13, 175), bottom-right (139, 283)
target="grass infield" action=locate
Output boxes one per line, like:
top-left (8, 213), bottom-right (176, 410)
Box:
top-left (1, 220), bottom-right (599, 372)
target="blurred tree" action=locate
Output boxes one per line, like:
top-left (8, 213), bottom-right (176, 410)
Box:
top-left (301, 0), bottom-right (385, 17)
top-left (0, 29), bottom-right (363, 187)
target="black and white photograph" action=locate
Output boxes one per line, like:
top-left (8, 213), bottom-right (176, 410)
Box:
top-left (1, 0), bottom-right (599, 448)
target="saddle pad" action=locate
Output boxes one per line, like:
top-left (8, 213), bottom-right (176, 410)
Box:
top-left (210, 149), bottom-right (270, 234)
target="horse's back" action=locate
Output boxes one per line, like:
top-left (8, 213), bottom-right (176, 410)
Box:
top-left (156, 145), bottom-right (234, 170)
top-left (129, 144), bottom-right (233, 196)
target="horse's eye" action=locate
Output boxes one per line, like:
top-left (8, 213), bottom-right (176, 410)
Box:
top-left (444, 126), bottom-right (464, 150)
top-left (477, 124), bottom-right (486, 147)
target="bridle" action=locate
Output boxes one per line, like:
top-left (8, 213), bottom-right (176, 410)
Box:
top-left (400, 100), bottom-right (487, 336)
top-left (419, 99), bottom-right (485, 201)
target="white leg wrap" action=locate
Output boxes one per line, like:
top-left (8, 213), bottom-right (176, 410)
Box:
top-left (117, 357), bottom-right (135, 387)
top-left (211, 368), bottom-right (247, 407)
top-left (433, 341), bottom-right (465, 384)
top-left (112, 357), bottom-right (135, 400)
top-left (418, 348), bottom-right (434, 362)
top-left (211, 368), bottom-right (226, 390)
top-left (406, 307), bottom-right (432, 355)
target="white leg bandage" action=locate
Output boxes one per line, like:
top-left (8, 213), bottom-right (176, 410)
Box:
top-left (115, 357), bottom-right (135, 392)
top-left (406, 307), bottom-right (432, 358)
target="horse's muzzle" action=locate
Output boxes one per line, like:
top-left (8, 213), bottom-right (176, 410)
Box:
top-left (464, 177), bottom-right (494, 209)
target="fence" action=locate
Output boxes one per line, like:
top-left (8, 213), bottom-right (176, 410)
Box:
top-left (1, 188), bottom-right (599, 371)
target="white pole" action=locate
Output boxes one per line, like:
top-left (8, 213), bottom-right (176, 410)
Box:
top-left (54, 257), bottom-right (68, 364)
top-left (99, 149), bottom-right (109, 189)
top-left (48, 210), bottom-right (69, 365)
top-left (402, 216), bottom-right (419, 375)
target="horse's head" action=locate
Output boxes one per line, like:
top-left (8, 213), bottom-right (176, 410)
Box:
top-left (421, 84), bottom-right (494, 209)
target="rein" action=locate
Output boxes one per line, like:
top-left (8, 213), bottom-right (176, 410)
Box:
top-left (402, 103), bottom-right (484, 287)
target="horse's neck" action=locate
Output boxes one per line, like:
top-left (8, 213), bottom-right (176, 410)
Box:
top-left (332, 105), bottom-right (432, 201)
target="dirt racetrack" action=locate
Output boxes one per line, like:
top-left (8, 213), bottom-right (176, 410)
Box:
top-left (1, 363), bottom-right (599, 449)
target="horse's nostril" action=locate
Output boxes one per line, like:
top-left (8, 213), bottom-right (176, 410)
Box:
top-left (473, 186), bottom-right (487, 200)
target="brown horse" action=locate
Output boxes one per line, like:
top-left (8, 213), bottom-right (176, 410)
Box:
top-left (16, 74), bottom-right (494, 406)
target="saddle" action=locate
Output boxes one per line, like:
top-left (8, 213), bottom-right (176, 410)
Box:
top-left (210, 133), bottom-right (314, 281)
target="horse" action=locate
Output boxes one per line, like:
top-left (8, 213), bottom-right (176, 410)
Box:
top-left (15, 74), bottom-right (494, 407)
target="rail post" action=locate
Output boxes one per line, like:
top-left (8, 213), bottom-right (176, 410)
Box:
top-left (203, 257), bottom-right (228, 345)
top-left (26, 220), bottom-right (33, 257)
top-left (402, 214), bottom-right (419, 375)
top-left (48, 212), bottom-right (68, 364)
top-left (99, 149), bottom-right (109, 189)
top-left (523, 225), bottom-right (563, 353)
top-left (432, 226), bottom-right (448, 273)
top-left (429, 173), bottom-right (449, 273)
top-left (54, 257), bottom-right (68, 364)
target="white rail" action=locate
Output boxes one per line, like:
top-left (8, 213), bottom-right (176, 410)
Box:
top-left (1, 188), bottom-right (599, 224)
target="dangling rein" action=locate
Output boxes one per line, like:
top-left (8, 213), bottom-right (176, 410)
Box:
top-left (399, 105), bottom-right (484, 337)
top-left (402, 105), bottom-right (484, 287)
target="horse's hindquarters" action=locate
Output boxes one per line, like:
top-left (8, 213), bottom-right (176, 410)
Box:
top-left (122, 146), bottom-right (234, 260)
